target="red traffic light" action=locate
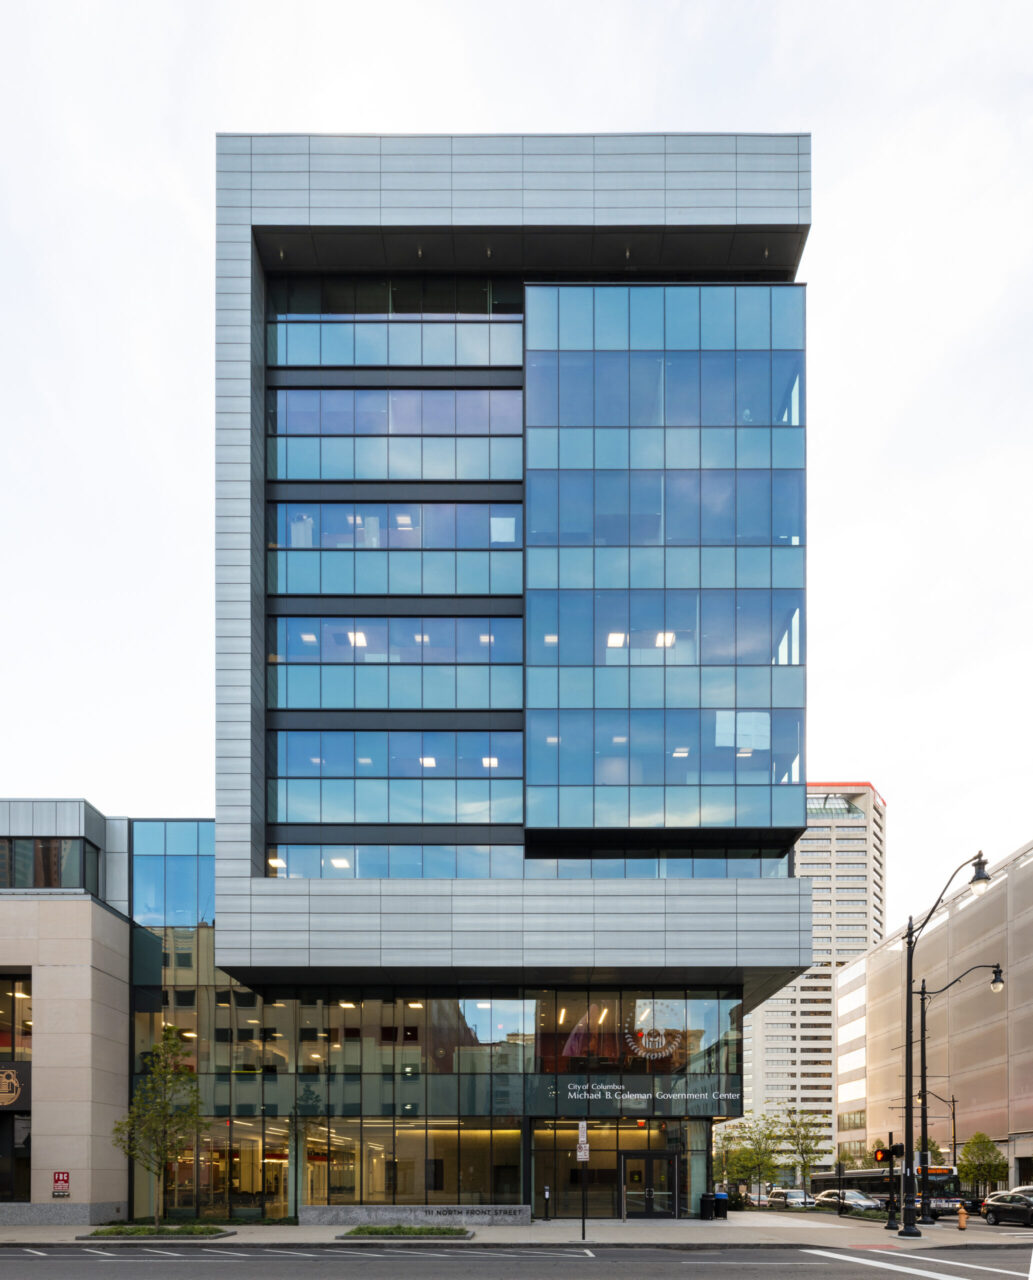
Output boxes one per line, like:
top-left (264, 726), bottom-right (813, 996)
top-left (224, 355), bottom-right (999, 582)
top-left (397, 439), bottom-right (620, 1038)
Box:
top-left (874, 1148), bottom-right (889, 1163)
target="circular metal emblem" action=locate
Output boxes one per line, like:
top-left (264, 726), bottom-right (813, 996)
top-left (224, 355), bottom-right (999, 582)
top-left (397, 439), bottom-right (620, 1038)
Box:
top-left (0, 1068), bottom-right (22, 1107)
top-left (623, 1011), bottom-right (682, 1061)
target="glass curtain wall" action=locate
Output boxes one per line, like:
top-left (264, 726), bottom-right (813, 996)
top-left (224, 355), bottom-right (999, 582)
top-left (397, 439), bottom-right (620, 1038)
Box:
top-left (524, 284), bottom-right (806, 833)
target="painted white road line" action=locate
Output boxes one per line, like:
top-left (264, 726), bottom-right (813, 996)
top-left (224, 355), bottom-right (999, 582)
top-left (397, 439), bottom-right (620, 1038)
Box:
top-left (265, 1248), bottom-right (318, 1256)
top-left (803, 1249), bottom-right (1009, 1279)
top-left (585, 1248), bottom-right (596, 1256)
top-left (22, 1250), bottom-right (46, 1256)
top-left (81, 1249), bottom-right (117, 1257)
top-left (867, 1251), bottom-right (1028, 1277)
top-left (143, 1248), bottom-right (182, 1256)
top-left (202, 1249), bottom-right (250, 1256)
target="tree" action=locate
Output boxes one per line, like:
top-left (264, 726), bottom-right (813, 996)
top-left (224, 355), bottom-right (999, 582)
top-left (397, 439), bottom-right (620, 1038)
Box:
top-left (958, 1132), bottom-right (1008, 1192)
top-left (724, 1113), bottom-right (781, 1201)
top-left (712, 1124), bottom-right (738, 1188)
top-left (112, 1026), bottom-right (202, 1228)
top-left (925, 1138), bottom-right (945, 1164)
top-left (778, 1107), bottom-right (828, 1188)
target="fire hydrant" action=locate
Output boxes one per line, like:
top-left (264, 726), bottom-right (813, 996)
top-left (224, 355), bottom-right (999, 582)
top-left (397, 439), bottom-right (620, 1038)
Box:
top-left (957, 1205), bottom-right (969, 1231)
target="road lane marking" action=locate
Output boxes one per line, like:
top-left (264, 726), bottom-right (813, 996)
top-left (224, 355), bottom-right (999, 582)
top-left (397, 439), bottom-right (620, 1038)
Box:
top-left (81, 1249), bottom-right (117, 1257)
top-left (202, 1249), bottom-right (250, 1256)
top-left (143, 1248), bottom-right (182, 1256)
top-left (23, 1250), bottom-right (46, 1256)
top-left (585, 1248), bottom-right (595, 1256)
top-left (803, 1249), bottom-right (1011, 1279)
top-left (266, 1249), bottom-right (318, 1257)
top-left (867, 1252), bottom-right (1028, 1277)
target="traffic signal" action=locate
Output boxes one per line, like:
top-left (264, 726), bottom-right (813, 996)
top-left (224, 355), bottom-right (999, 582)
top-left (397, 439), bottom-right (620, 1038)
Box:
top-left (890, 1143), bottom-right (904, 1158)
top-left (874, 1148), bottom-right (889, 1164)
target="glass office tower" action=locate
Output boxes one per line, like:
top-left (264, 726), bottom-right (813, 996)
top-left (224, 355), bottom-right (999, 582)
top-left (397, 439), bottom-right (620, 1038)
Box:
top-left (214, 133), bottom-right (813, 1219)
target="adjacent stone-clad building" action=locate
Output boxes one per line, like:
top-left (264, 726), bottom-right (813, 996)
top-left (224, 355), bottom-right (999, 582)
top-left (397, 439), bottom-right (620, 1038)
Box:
top-left (835, 840), bottom-right (1033, 1184)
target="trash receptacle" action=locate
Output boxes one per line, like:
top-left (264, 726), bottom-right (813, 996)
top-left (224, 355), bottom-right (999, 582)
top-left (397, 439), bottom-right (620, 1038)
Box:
top-left (714, 1191), bottom-right (729, 1220)
top-left (700, 1192), bottom-right (716, 1220)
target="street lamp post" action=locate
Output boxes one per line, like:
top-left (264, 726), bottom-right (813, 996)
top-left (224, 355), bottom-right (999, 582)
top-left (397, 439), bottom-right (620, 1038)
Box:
top-left (917, 1090), bottom-right (959, 1171)
top-left (899, 852), bottom-right (992, 1238)
top-left (916, 964), bottom-right (1003, 1225)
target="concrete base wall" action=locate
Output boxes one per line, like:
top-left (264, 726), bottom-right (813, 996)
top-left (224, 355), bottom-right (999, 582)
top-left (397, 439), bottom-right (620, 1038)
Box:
top-left (0, 1200), bottom-right (126, 1225)
top-left (300, 1204), bottom-right (532, 1226)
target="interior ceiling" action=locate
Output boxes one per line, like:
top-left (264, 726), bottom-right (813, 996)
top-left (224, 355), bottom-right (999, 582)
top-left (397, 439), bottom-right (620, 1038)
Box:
top-left (254, 225), bottom-right (808, 280)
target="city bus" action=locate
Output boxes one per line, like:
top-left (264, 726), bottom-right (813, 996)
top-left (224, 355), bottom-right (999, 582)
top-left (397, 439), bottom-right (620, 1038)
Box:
top-left (811, 1166), bottom-right (963, 1216)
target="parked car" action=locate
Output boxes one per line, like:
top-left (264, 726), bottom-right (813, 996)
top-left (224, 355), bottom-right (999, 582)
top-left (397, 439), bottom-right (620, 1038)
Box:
top-left (981, 1191), bottom-right (1033, 1227)
top-left (768, 1188), bottom-right (816, 1210)
top-left (745, 1192), bottom-right (770, 1206)
top-left (814, 1188), bottom-right (881, 1212)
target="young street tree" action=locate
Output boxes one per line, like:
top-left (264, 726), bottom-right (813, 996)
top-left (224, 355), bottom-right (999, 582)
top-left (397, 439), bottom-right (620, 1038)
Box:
top-left (112, 1026), bottom-right (202, 1228)
top-left (726, 1113), bottom-right (781, 1201)
top-left (778, 1107), bottom-right (828, 1188)
top-left (957, 1132), bottom-right (1009, 1192)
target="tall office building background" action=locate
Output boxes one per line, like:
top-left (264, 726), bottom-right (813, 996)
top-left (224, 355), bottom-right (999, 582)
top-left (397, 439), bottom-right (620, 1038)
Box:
top-left (739, 782), bottom-right (885, 1173)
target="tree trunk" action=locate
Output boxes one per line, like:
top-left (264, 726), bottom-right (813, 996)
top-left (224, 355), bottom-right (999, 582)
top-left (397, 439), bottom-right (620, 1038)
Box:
top-left (154, 1170), bottom-right (161, 1231)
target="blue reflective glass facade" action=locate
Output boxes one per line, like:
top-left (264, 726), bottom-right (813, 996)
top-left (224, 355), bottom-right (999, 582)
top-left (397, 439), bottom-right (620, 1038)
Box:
top-left (523, 285), bottom-right (805, 833)
top-left (262, 276), bottom-right (805, 872)
top-left (132, 820), bottom-right (215, 927)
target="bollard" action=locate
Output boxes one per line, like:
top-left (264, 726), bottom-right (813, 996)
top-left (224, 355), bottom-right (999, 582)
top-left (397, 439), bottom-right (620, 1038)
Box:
top-left (957, 1205), bottom-right (968, 1231)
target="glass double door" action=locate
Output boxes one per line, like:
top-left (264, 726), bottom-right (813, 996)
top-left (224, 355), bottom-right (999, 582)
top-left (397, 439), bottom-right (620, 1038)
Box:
top-left (623, 1152), bottom-right (678, 1218)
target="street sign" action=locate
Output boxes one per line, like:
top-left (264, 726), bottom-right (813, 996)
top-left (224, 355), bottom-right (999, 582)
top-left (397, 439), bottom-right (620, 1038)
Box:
top-left (577, 1142), bottom-right (590, 1161)
top-left (578, 1121), bottom-right (587, 1143)
top-left (52, 1172), bottom-right (69, 1198)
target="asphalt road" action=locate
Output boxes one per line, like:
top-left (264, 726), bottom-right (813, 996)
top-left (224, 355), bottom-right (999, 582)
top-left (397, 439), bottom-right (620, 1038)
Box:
top-left (1, 1244), bottom-right (1031, 1280)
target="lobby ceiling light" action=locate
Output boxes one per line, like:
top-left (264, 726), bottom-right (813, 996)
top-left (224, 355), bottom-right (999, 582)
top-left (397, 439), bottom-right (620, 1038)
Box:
top-left (348, 631), bottom-right (367, 647)
top-left (655, 631), bottom-right (675, 647)
top-left (544, 634), bottom-right (558, 644)
top-left (613, 736), bottom-right (627, 744)
top-left (408, 1001), bottom-right (424, 1009)
top-left (558, 1007), bottom-right (567, 1025)
top-left (268, 857), bottom-right (286, 868)
top-left (483, 757), bottom-right (498, 768)
top-left (339, 1002), bottom-right (355, 1008)
top-left (598, 1008), bottom-right (609, 1024)
top-left (672, 748), bottom-right (689, 758)
top-left (546, 736), bottom-right (559, 744)
top-left (420, 757), bottom-right (437, 768)
top-left (415, 634), bottom-right (429, 643)
top-left (480, 634), bottom-right (494, 644)
top-left (329, 858), bottom-right (351, 869)
top-left (607, 632), bottom-right (626, 647)
top-left (477, 1002), bottom-right (491, 1009)
top-left (300, 633), bottom-right (317, 644)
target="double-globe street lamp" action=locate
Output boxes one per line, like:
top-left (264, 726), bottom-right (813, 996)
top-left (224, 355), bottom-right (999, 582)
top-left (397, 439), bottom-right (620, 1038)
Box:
top-left (898, 852), bottom-right (993, 1238)
top-left (916, 964), bottom-right (1004, 1225)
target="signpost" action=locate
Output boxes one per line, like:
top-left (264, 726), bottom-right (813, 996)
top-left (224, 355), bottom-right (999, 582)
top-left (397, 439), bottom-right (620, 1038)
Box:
top-left (578, 1121), bottom-right (589, 1241)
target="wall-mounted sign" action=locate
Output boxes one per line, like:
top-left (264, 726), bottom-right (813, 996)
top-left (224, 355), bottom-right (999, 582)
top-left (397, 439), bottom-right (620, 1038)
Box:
top-left (53, 1172), bottom-right (70, 1198)
top-left (0, 1063), bottom-right (30, 1109)
top-left (561, 1077), bottom-right (741, 1113)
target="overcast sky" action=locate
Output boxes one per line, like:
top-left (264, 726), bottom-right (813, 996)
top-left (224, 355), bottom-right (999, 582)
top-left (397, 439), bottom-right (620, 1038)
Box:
top-left (1, 0), bottom-right (1031, 931)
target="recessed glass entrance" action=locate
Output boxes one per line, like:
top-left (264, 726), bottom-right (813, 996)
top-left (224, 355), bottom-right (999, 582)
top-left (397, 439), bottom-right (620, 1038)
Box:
top-left (622, 1152), bottom-right (678, 1218)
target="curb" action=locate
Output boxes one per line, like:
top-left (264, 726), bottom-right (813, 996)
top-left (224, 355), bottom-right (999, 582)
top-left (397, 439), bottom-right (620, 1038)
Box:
top-left (335, 1231), bottom-right (476, 1244)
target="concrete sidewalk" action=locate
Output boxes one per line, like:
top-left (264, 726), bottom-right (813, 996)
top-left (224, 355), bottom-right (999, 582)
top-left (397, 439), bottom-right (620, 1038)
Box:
top-left (0, 1212), bottom-right (1026, 1252)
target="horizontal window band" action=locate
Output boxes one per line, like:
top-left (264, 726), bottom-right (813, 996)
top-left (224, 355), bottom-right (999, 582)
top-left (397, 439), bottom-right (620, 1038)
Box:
top-left (523, 826), bottom-right (802, 855)
top-left (268, 710), bottom-right (524, 731)
top-left (266, 597), bottom-right (524, 617)
top-left (266, 824), bottom-right (524, 844)
top-left (268, 482), bottom-right (523, 502)
top-left (268, 368), bottom-right (524, 390)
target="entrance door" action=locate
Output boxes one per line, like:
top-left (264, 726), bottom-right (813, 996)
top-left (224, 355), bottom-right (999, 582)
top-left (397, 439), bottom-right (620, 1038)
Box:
top-left (623, 1153), bottom-right (678, 1218)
